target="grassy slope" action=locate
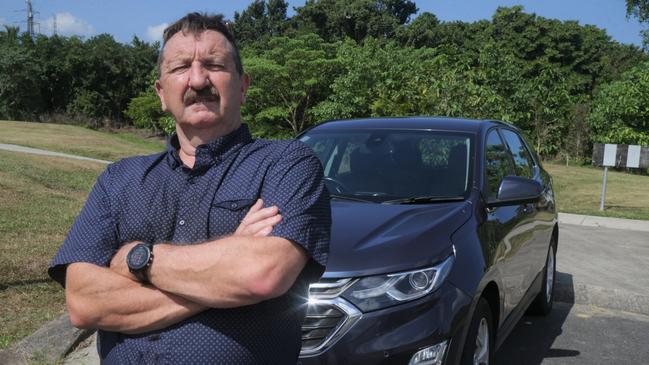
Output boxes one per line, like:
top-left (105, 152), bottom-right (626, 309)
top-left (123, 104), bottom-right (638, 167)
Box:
top-left (0, 120), bottom-right (165, 161)
top-left (545, 162), bottom-right (649, 221)
top-left (0, 122), bottom-right (163, 349)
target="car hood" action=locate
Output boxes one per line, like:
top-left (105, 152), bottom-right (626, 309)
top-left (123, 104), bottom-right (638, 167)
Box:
top-left (322, 199), bottom-right (473, 278)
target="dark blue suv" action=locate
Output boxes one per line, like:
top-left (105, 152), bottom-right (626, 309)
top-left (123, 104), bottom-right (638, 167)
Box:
top-left (297, 117), bottom-right (558, 365)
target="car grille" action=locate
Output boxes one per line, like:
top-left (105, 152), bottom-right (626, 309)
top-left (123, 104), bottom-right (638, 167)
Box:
top-left (300, 279), bottom-right (362, 357)
top-left (302, 303), bottom-right (346, 349)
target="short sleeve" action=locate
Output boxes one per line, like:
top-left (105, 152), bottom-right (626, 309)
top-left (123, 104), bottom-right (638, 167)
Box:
top-left (48, 166), bottom-right (119, 287)
top-left (262, 141), bottom-right (331, 274)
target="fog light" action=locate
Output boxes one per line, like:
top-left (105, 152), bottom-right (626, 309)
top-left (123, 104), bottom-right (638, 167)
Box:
top-left (408, 340), bottom-right (448, 365)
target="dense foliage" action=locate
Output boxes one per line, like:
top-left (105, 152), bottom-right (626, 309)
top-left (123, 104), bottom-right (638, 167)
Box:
top-left (0, 27), bottom-right (158, 128)
top-left (2, 1), bottom-right (648, 162)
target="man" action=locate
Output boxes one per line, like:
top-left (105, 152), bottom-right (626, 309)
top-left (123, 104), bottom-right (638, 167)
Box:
top-left (48, 12), bottom-right (330, 364)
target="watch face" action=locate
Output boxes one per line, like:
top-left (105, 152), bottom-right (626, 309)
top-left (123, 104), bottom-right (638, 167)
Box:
top-left (128, 245), bottom-right (151, 270)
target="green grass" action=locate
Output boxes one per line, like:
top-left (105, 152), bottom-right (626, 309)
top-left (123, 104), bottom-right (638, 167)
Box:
top-left (0, 120), bottom-right (165, 161)
top-left (545, 161), bottom-right (649, 220)
top-left (0, 150), bottom-right (104, 350)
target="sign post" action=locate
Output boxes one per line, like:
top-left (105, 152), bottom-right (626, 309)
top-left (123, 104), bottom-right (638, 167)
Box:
top-left (592, 143), bottom-right (648, 211)
top-left (599, 144), bottom-right (617, 211)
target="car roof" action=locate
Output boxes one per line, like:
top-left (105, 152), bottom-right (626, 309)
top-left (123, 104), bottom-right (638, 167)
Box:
top-left (304, 116), bottom-right (515, 134)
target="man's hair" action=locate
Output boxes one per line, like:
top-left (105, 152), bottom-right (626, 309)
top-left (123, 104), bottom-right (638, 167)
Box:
top-left (157, 12), bottom-right (243, 78)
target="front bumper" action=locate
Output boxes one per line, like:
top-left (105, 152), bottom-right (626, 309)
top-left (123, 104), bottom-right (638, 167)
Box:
top-left (298, 283), bottom-right (472, 365)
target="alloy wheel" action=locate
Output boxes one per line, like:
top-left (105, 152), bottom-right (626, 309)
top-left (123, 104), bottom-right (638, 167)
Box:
top-left (473, 317), bottom-right (489, 365)
top-left (545, 246), bottom-right (555, 302)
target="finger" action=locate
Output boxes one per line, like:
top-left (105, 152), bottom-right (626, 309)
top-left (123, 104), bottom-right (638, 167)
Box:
top-left (236, 200), bottom-right (266, 234)
top-left (242, 199), bottom-right (264, 220)
top-left (246, 206), bottom-right (279, 222)
top-left (246, 214), bottom-right (282, 235)
top-left (254, 226), bottom-right (273, 237)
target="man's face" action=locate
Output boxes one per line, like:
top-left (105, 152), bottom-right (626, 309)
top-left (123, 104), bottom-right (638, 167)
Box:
top-left (156, 30), bottom-right (249, 135)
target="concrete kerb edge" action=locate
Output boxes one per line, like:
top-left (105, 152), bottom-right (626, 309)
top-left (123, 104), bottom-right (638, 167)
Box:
top-left (0, 314), bottom-right (94, 365)
top-left (558, 212), bottom-right (649, 232)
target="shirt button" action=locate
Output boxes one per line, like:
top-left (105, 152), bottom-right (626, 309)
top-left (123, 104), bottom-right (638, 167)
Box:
top-left (231, 202), bottom-right (238, 209)
top-left (179, 219), bottom-right (185, 226)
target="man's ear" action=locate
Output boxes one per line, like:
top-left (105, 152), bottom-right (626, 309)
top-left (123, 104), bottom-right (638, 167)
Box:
top-left (240, 73), bottom-right (250, 105)
top-left (155, 79), bottom-right (167, 111)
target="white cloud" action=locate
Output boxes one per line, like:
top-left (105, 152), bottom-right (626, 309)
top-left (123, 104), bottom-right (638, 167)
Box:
top-left (42, 12), bottom-right (95, 36)
top-left (0, 17), bottom-right (6, 27)
top-left (146, 23), bottom-right (168, 42)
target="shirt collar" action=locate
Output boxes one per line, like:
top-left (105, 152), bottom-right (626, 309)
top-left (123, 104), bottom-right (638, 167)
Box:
top-left (166, 124), bottom-right (253, 172)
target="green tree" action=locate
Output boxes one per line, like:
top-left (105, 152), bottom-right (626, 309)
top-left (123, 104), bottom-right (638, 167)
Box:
top-left (233, 0), bottom-right (289, 46)
top-left (124, 69), bottom-right (175, 135)
top-left (587, 62), bottom-right (649, 145)
top-left (243, 33), bottom-right (340, 137)
top-left (295, 0), bottom-right (417, 42)
top-left (627, 0), bottom-right (649, 48)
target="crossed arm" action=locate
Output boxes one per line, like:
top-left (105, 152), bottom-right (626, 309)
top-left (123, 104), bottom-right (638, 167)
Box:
top-left (65, 200), bottom-right (308, 334)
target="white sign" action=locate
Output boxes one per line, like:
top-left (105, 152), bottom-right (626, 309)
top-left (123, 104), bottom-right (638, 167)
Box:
top-left (603, 144), bottom-right (617, 167)
top-left (627, 145), bottom-right (641, 168)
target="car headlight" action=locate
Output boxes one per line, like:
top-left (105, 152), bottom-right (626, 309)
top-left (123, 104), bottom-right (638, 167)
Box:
top-left (341, 255), bottom-right (454, 312)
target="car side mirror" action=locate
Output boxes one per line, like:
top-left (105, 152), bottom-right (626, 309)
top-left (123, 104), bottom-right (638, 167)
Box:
top-left (487, 176), bottom-right (542, 207)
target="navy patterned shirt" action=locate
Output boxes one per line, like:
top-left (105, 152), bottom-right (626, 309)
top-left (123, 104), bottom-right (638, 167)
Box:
top-left (48, 124), bottom-right (331, 364)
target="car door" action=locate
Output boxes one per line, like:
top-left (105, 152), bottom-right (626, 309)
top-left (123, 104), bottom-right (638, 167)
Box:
top-left (500, 129), bottom-right (554, 291)
top-left (498, 128), bottom-right (545, 307)
top-left (483, 128), bottom-right (526, 319)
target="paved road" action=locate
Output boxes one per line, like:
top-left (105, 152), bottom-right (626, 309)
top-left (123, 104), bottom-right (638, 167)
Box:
top-left (0, 143), bottom-right (111, 164)
top-left (61, 223), bottom-right (649, 364)
top-left (495, 223), bottom-right (649, 364)
top-left (496, 302), bottom-right (649, 364)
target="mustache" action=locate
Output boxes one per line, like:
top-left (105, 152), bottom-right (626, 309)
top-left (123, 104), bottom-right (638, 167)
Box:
top-left (183, 86), bottom-right (220, 105)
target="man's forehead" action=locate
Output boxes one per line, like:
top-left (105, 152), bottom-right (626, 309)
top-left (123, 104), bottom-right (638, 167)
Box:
top-left (163, 30), bottom-right (233, 61)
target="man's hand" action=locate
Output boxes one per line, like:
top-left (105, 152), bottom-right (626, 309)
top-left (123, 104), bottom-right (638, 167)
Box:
top-left (235, 199), bottom-right (282, 237)
top-left (109, 241), bottom-right (139, 280)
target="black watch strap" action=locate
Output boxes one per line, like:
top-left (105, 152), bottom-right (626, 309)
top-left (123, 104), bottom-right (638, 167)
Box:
top-left (127, 242), bottom-right (154, 283)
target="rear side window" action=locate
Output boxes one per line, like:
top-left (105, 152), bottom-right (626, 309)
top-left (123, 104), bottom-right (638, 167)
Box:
top-left (484, 130), bottom-right (514, 199)
top-left (500, 129), bottom-right (535, 178)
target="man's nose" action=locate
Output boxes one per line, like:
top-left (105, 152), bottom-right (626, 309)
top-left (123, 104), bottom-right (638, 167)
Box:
top-left (187, 62), bottom-right (210, 90)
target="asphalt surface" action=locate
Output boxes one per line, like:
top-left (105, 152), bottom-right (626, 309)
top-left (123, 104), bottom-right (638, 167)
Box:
top-left (495, 223), bottom-right (649, 364)
top-left (496, 302), bottom-right (649, 364)
top-left (0, 143), bottom-right (111, 164)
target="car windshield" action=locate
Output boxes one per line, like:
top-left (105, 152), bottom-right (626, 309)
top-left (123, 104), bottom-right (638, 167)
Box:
top-left (300, 129), bottom-right (473, 203)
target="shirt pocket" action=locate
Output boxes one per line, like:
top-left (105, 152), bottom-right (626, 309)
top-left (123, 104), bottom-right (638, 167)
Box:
top-left (208, 198), bottom-right (257, 238)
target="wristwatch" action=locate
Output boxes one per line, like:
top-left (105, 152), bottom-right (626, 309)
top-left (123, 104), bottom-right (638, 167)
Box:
top-left (126, 242), bottom-right (154, 283)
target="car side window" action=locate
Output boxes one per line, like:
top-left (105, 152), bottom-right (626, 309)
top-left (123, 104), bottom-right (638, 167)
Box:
top-left (485, 130), bottom-right (514, 199)
top-left (500, 129), bottom-right (535, 178)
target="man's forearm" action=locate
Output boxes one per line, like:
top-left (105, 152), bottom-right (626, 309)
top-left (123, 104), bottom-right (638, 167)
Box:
top-left (66, 262), bottom-right (207, 334)
top-left (148, 235), bottom-right (308, 308)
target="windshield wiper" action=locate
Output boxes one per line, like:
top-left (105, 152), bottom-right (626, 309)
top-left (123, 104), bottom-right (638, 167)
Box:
top-left (329, 194), bottom-right (376, 203)
top-left (382, 196), bottom-right (465, 205)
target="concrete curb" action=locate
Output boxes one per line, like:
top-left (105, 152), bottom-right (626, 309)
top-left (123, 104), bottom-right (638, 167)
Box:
top-left (555, 281), bottom-right (649, 317)
top-left (0, 314), bottom-right (93, 365)
top-left (559, 212), bottom-right (649, 232)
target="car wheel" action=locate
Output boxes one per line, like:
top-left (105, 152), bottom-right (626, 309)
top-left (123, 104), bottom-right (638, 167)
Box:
top-left (528, 242), bottom-right (556, 315)
top-left (460, 298), bottom-right (493, 365)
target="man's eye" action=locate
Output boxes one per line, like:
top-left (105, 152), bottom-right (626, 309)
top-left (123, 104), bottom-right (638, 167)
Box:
top-left (205, 63), bottom-right (224, 70)
top-left (170, 65), bottom-right (189, 72)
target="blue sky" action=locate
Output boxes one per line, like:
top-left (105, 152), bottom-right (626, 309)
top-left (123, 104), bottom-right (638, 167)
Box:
top-left (0, 0), bottom-right (645, 47)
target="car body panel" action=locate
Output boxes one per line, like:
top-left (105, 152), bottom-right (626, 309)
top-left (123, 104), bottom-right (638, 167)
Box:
top-left (323, 200), bottom-right (472, 278)
top-left (297, 117), bottom-right (558, 364)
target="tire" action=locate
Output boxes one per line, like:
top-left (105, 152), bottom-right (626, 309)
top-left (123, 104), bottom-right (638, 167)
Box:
top-left (528, 241), bottom-right (556, 315)
top-left (460, 298), bottom-right (494, 365)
